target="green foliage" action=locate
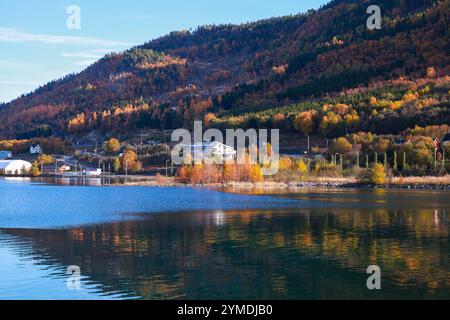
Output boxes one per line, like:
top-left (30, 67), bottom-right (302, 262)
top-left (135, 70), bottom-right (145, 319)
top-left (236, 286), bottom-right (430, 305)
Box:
top-left (124, 48), bottom-right (167, 67)
top-left (113, 158), bottom-right (121, 174)
top-left (393, 151), bottom-right (398, 171)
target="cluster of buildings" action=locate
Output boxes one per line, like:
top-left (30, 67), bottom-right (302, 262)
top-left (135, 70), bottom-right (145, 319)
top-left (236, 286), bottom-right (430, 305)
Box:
top-left (0, 144), bottom-right (42, 176)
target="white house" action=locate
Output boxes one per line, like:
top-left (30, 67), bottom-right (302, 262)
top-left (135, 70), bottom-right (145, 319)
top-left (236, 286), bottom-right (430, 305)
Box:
top-left (30, 144), bottom-right (43, 154)
top-left (0, 160), bottom-right (32, 175)
top-left (84, 169), bottom-right (102, 176)
top-left (186, 141), bottom-right (236, 162)
top-left (0, 151), bottom-right (12, 160)
top-left (58, 165), bottom-right (71, 173)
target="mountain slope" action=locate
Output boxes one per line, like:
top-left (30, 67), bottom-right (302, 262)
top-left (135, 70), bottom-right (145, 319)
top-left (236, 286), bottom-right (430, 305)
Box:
top-left (0, 0), bottom-right (448, 139)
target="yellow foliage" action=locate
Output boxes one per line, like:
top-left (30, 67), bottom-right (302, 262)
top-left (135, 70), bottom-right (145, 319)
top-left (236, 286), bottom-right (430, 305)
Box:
top-left (38, 154), bottom-right (55, 165)
top-left (105, 138), bottom-right (121, 153)
top-left (250, 165), bottom-right (264, 182)
top-left (403, 92), bottom-right (418, 102)
top-left (278, 157), bottom-right (293, 170)
top-left (296, 159), bottom-right (308, 175)
top-left (371, 164), bottom-right (386, 185)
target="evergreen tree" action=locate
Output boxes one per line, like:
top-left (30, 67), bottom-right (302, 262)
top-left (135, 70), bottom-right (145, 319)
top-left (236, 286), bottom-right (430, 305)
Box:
top-left (113, 158), bottom-right (121, 174)
top-left (393, 151), bottom-right (398, 171)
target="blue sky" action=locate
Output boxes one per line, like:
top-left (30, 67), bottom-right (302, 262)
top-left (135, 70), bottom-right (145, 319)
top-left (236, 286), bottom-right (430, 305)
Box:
top-left (0, 0), bottom-right (329, 103)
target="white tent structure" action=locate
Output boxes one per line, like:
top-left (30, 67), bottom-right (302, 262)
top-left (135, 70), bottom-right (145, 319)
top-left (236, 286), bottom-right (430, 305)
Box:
top-left (0, 160), bottom-right (32, 175)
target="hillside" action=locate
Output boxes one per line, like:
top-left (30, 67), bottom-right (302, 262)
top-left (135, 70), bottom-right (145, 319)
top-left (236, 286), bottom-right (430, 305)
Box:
top-left (0, 0), bottom-right (448, 139)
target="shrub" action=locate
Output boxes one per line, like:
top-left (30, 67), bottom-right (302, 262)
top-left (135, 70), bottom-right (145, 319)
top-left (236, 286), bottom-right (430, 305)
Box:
top-left (370, 163), bottom-right (386, 185)
top-left (105, 138), bottom-right (121, 154)
top-left (296, 159), bottom-right (308, 175)
top-left (30, 161), bottom-right (41, 177)
top-left (331, 137), bottom-right (353, 154)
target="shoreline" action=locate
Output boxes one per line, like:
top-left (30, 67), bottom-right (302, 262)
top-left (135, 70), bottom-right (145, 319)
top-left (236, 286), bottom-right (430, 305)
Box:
top-left (3, 175), bottom-right (450, 191)
top-left (120, 176), bottom-right (450, 191)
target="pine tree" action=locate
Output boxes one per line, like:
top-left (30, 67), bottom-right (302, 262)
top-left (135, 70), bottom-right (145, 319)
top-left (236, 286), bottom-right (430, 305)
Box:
top-left (403, 152), bottom-right (408, 170)
top-left (113, 158), bottom-right (121, 174)
top-left (393, 151), bottom-right (398, 171)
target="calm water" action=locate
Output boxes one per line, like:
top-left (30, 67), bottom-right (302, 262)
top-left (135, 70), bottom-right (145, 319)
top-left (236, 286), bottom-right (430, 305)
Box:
top-left (0, 177), bottom-right (449, 300)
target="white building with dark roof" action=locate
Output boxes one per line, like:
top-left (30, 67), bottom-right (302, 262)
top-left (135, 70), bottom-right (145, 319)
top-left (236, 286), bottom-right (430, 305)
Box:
top-left (30, 144), bottom-right (43, 154)
top-left (186, 141), bottom-right (236, 162)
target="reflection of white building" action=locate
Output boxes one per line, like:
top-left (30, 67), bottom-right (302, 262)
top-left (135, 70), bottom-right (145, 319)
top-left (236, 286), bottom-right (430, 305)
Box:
top-left (186, 141), bottom-right (236, 162)
top-left (0, 160), bottom-right (32, 175)
top-left (85, 169), bottom-right (102, 176)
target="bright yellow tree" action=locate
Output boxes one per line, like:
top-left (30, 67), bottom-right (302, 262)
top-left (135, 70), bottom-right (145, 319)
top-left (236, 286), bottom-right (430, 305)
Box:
top-left (105, 138), bottom-right (121, 153)
top-left (296, 159), bottom-right (308, 175)
top-left (370, 163), bottom-right (386, 185)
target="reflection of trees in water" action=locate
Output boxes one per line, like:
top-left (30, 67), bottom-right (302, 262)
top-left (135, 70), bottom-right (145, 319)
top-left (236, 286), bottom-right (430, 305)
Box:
top-left (3, 208), bottom-right (449, 299)
top-left (296, 209), bottom-right (450, 291)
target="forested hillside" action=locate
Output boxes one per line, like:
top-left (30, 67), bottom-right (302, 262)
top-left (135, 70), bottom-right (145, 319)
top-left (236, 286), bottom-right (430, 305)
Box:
top-left (0, 0), bottom-right (448, 139)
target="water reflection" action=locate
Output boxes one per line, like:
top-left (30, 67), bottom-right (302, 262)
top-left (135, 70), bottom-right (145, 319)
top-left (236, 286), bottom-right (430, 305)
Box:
top-left (1, 207), bottom-right (449, 299)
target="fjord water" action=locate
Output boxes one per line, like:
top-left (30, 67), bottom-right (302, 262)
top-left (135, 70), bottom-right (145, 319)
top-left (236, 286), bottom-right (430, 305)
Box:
top-left (0, 178), bottom-right (449, 299)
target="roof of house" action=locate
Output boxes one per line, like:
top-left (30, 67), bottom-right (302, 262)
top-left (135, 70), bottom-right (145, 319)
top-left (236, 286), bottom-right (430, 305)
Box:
top-left (443, 133), bottom-right (450, 143)
top-left (190, 141), bottom-right (234, 149)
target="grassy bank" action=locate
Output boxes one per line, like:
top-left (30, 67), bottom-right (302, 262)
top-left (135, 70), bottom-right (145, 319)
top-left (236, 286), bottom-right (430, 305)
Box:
top-left (120, 175), bottom-right (450, 190)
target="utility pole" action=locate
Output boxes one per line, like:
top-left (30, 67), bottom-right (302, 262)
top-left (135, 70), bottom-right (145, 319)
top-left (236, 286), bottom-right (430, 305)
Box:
top-left (306, 135), bottom-right (310, 155)
top-left (443, 148), bottom-right (446, 168)
top-left (166, 160), bottom-right (169, 177)
top-left (435, 148), bottom-right (438, 169)
top-left (125, 160), bottom-right (128, 177)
